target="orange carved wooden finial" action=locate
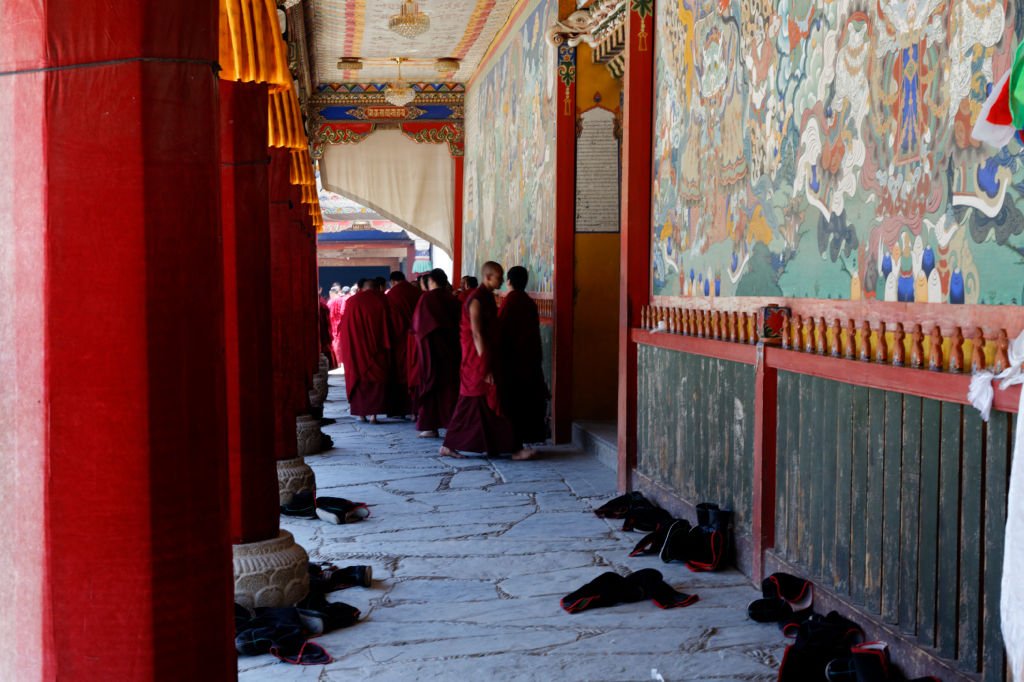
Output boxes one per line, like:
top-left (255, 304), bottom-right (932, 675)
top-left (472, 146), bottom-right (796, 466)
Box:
top-left (875, 321), bottom-right (888, 364)
top-left (910, 324), bottom-right (924, 369)
top-left (950, 327), bottom-right (965, 373)
top-left (891, 322), bottom-right (906, 367)
top-left (971, 327), bottom-right (986, 373)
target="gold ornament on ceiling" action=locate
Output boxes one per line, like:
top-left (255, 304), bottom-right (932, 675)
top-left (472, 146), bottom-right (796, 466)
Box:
top-left (388, 0), bottom-right (430, 39)
top-left (384, 58), bottom-right (416, 107)
top-left (337, 58), bottom-right (363, 71)
top-left (434, 58), bottom-right (460, 77)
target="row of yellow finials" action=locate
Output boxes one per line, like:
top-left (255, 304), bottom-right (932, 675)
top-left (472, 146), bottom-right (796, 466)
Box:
top-left (639, 305), bottom-right (1016, 375)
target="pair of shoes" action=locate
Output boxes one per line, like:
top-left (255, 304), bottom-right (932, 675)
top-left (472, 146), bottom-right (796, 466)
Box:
top-left (560, 568), bottom-right (698, 613)
top-left (308, 562), bottom-right (373, 593)
top-left (777, 611), bottom-right (863, 681)
top-left (235, 606), bottom-right (331, 665)
top-left (826, 643), bottom-right (941, 682)
top-left (593, 492), bottom-right (674, 532)
top-left (747, 572), bottom-right (814, 630)
top-left (315, 497), bottom-right (370, 524)
top-left (630, 503), bottom-right (733, 572)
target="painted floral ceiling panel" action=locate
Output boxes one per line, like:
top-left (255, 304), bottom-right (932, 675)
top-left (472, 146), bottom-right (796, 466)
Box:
top-left (310, 0), bottom-right (520, 85)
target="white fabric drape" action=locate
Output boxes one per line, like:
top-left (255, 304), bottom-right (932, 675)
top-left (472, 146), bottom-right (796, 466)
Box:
top-left (319, 129), bottom-right (454, 256)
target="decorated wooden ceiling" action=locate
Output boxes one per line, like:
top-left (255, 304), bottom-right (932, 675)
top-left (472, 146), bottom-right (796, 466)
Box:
top-left (303, 0), bottom-right (521, 86)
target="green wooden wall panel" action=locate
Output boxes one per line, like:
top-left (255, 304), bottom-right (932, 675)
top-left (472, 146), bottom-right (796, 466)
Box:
top-left (834, 382), bottom-right (853, 595)
top-left (865, 388), bottom-right (886, 613)
top-left (882, 391), bottom-right (904, 623)
top-left (917, 398), bottom-right (942, 649)
top-left (899, 395), bottom-right (922, 635)
top-left (636, 346), bottom-right (755, 536)
top-left (821, 379), bottom-right (839, 588)
top-left (850, 384), bottom-right (870, 605)
top-left (959, 407), bottom-right (984, 672)
top-left (937, 403), bottom-right (962, 660)
top-left (983, 411), bottom-right (1009, 682)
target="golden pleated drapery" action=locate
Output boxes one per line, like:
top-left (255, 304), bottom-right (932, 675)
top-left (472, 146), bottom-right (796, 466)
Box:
top-left (219, 0), bottom-right (291, 90)
top-left (219, 0), bottom-right (324, 230)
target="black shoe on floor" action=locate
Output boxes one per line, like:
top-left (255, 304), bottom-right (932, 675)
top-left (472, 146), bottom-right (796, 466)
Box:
top-left (315, 497), bottom-right (370, 524)
top-left (280, 491), bottom-right (316, 518)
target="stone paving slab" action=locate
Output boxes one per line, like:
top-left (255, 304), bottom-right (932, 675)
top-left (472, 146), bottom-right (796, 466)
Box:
top-left (238, 371), bottom-right (787, 681)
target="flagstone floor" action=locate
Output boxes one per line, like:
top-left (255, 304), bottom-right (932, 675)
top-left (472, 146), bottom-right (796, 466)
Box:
top-left (238, 370), bottom-right (787, 681)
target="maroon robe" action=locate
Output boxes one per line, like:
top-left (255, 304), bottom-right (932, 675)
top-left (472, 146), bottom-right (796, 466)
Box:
top-left (411, 287), bottom-right (461, 431)
top-left (498, 289), bottom-right (550, 443)
top-left (337, 290), bottom-right (390, 416)
top-left (318, 298), bottom-right (335, 368)
top-left (328, 294), bottom-right (346, 368)
top-left (385, 280), bottom-right (421, 416)
top-left (442, 286), bottom-right (521, 455)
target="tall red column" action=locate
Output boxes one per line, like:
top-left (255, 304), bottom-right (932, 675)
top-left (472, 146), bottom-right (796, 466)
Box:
top-left (453, 154), bottom-right (464, 280)
top-left (270, 148), bottom-right (300, 462)
top-left (0, 1), bottom-right (234, 678)
top-left (617, 1), bottom-right (656, 492)
top-left (552, 30), bottom-right (577, 444)
top-left (220, 79), bottom-right (279, 544)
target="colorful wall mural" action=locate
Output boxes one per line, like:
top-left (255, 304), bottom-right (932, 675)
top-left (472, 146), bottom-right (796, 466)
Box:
top-left (463, 0), bottom-right (559, 292)
top-left (651, 0), bottom-right (1024, 304)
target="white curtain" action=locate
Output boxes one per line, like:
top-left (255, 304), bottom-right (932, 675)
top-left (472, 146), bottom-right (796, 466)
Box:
top-left (319, 129), bottom-right (454, 256)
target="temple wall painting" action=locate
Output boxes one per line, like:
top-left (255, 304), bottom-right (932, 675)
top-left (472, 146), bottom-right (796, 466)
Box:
top-left (463, 0), bottom-right (558, 292)
top-left (651, 0), bottom-right (1024, 304)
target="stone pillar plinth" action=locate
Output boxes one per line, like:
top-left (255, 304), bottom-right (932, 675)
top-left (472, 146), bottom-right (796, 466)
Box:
top-left (277, 456), bottom-right (316, 505)
top-left (232, 530), bottom-right (309, 610)
top-left (296, 413), bottom-right (324, 456)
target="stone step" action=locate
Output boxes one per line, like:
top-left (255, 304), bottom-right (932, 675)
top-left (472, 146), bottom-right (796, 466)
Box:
top-left (571, 420), bottom-right (618, 472)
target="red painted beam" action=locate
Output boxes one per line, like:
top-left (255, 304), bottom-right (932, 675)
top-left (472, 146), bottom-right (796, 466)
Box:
top-left (552, 33), bottom-right (576, 445)
top-left (453, 155), bottom-right (464, 280)
top-left (630, 329), bottom-right (756, 365)
top-left (617, 1), bottom-right (656, 492)
top-left (633, 329), bottom-right (1021, 414)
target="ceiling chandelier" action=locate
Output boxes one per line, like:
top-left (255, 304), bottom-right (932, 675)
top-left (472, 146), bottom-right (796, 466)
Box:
top-left (384, 58), bottom-right (416, 107)
top-left (389, 1), bottom-right (430, 39)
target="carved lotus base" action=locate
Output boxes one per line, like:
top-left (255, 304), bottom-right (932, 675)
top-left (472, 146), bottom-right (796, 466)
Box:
top-left (232, 530), bottom-right (309, 610)
top-left (295, 414), bottom-right (323, 457)
top-left (277, 456), bottom-right (315, 505)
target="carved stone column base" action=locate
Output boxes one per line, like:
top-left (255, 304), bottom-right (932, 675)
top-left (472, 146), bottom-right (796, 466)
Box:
top-left (296, 413), bottom-right (323, 456)
top-left (232, 530), bottom-right (309, 610)
top-left (277, 456), bottom-right (315, 505)
top-left (312, 355), bottom-right (330, 405)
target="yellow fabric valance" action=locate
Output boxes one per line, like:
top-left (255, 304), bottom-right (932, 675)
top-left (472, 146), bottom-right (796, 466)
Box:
top-left (219, 0), bottom-right (291, 91)
top-left (269, 85), bottom-right (306, 149)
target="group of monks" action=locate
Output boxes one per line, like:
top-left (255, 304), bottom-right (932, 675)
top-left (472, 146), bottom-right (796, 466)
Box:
top-left (321, 262), bottom-right (549, 461)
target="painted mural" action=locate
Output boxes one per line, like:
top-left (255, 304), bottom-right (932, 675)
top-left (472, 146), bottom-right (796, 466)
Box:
top-left (651, 0), bottom-right (1024, 304)
top-left (463, 0), bottom-right (559, 292)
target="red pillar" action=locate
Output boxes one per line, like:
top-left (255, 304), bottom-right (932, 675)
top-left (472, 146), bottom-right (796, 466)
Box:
top-left (220, 79), bottom-right (279, 544)
top-left (0, 1), bottom-right (234, 678)
top-left (552, 25), bottom-right (577, 445)
top-left (453, 155), bottom-right (464, 280)
top-left (617, 1), bottom-right (656, 492)
top-left (270, 148), bottom-right (300, 461)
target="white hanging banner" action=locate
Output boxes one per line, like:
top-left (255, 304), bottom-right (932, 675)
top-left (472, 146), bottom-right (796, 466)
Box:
top-left (319, 129), bottom-right (455, 256)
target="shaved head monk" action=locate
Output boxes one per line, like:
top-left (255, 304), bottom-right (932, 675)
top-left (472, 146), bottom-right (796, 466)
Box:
top-left (338, 277), bottom-right (391, 423)
top-left (498, 266), bottom-right (550, 444)
top-left (457, 276), bottom-right (478, 303)
top-left (384, 271), bottom-right (421, 419)
top-left (412, 268), bottom-right (462, 438)
top-left (441, 262), bottom-right (534, 460)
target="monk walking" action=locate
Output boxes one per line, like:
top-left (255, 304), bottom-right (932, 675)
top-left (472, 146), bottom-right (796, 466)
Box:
top-left (412, 269), bottom-right (462, 438)
top-left (498, 266), bottom-right (550, 445)
top-left (384, 271), bottom-right (421, 418)
top-left (338, 278), bottom-right (390, 423)
top-left (441, 262), bottom-right (534, 460)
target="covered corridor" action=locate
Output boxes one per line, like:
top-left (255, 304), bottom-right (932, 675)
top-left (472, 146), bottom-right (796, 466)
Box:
top-left (239, 372), bottom-right (785, 680)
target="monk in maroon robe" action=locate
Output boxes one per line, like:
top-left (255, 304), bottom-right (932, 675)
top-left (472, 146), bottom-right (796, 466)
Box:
top-left (338, 279), bottom-right (390, 422)
top-left (328, 285), bottom-right (349, 369)
top-left (318, 289), bottom-right (335, 369)
top-left (412, 268), bottom-right (461, 438)
top-left (456, 276), bottom-right (478, 304)
top-left (384, 271), bottom-right (421, 418)
top-left (497, 266), bottom-right (550, 444)
top-left (441, 262), bottom-right (533, 459)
